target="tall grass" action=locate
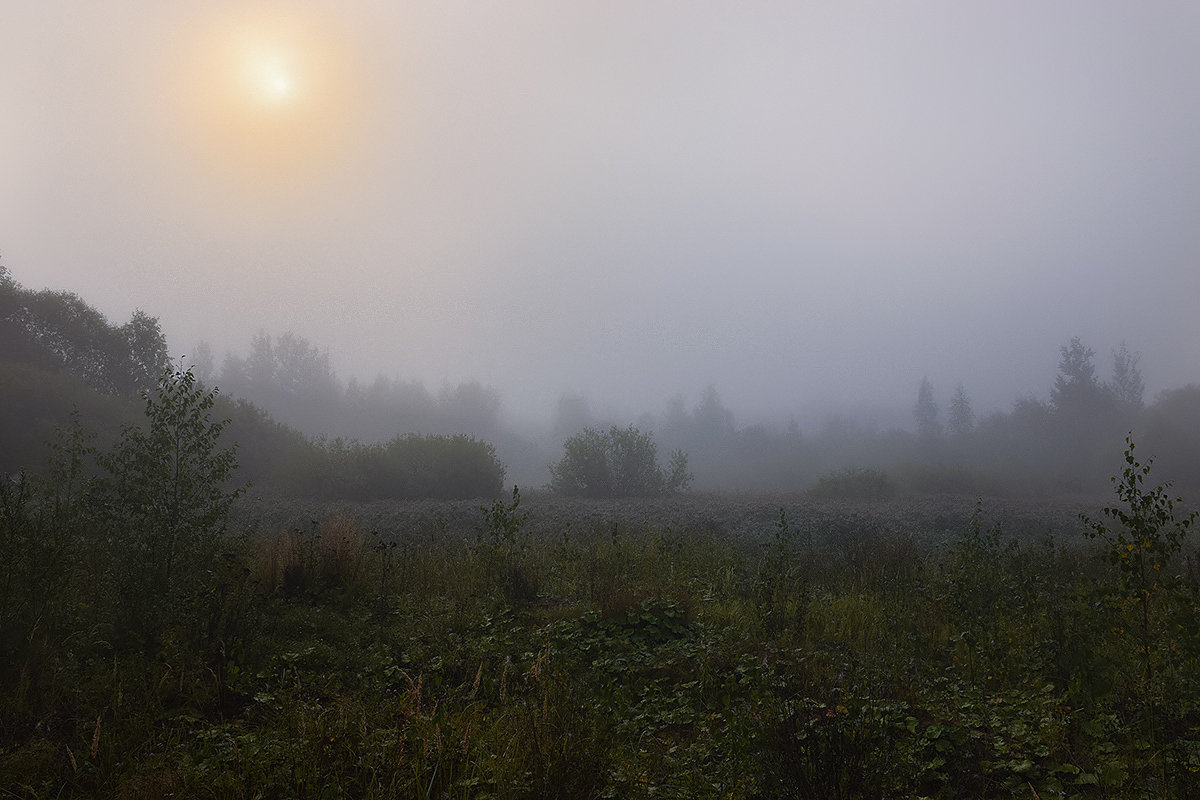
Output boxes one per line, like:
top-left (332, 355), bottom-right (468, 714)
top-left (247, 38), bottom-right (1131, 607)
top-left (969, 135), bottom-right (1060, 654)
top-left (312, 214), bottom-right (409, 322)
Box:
top-left (4, 487), bottom-right (1200, 797)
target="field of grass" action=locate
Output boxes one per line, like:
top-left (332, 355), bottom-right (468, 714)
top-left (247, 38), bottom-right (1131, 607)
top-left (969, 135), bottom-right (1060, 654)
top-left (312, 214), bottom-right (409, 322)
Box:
top-left (5, 480), bottom-right (1200, 799)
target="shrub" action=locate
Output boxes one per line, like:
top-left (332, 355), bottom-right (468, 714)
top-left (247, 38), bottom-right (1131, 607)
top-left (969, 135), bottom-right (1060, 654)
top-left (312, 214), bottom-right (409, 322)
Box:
top-left (386, 433), bottom-right (506, 499)
top-left (476, 486), bottom-right (537, 602)
top-left (890, 462), bottom-right (985, 496)
top-left (279, 433), bottom-right (506, 500)
top-left (1082, 434), bottom-right (1197, 688)
top-left (96, 367), bottom-right (244, 647)
top-left (806, 467), bottom-right (896, 500)
top-left (550, 425), bottom-right (691, 498)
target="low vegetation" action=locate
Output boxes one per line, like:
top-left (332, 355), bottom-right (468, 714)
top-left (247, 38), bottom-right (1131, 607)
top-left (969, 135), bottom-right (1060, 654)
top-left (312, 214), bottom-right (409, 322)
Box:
top-left (806, 467), bottom-right (897, 501)
top-left (277, 433), bottom-right (507, 501)
top-left (3, 373), bottom-right (1200, 798)
top-left (550, 425), bottom-right (692, 498)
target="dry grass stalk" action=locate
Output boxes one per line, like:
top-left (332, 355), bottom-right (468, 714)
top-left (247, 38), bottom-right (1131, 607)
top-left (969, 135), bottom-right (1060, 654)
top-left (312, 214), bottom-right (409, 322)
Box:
top-left (91, 715), bottom-right (101, 758)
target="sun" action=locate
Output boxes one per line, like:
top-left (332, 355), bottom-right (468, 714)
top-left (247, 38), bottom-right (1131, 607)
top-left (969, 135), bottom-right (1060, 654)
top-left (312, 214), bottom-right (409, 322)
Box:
top-left (251, 56), bottom-right (296, 105)
top-left (220, 26), bottom-right (313, 120)
top-left (170, 6), bottom-right (368, 199)
top-left (236, 40), bottom-right (304, 110)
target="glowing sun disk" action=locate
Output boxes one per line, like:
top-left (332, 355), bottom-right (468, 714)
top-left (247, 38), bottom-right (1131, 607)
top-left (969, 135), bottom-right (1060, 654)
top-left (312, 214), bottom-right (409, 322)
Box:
top-left (170, 5), bottom-right (378, 208)
top-left (242, 49), bottom-right (298, 106)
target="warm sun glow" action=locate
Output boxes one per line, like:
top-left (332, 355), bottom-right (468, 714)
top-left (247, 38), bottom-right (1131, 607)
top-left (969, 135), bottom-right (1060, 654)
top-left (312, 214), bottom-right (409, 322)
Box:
top-left (251, 56), bottom-right (295, 104)
top-left (169, 5), bottom-right (372, 209)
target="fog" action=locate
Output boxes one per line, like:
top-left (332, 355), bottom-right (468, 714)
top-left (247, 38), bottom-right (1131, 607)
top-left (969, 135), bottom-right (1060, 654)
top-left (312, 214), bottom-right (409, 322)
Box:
top-left (4, 1), bottom-right (1200, 430)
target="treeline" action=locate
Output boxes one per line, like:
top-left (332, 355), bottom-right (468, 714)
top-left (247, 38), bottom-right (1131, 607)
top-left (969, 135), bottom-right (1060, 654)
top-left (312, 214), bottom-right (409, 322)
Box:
top-left (0, 267), bottom-right (171, 398)
top-left (0, 266), bottom-right (169, 473)
top-left (900, 338), bottom-right (1198, 494)
top-left (552, 341), bottom-right (1200, 496)
top-left (0, 267), bottom-right (507, 500)
top-left (196, 332), bottom-right (504, 442)
top-left (171, 283), bottom-right (1200, 497)
top-left (193, 329), bottom-right (529, 488)
top-left (6, 263), bottom-right (1200, 497)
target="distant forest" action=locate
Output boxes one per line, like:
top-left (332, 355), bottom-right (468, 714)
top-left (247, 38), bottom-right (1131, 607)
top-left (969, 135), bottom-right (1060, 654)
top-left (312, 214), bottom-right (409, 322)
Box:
top-left (3, 263), bottom-right (1199, 497)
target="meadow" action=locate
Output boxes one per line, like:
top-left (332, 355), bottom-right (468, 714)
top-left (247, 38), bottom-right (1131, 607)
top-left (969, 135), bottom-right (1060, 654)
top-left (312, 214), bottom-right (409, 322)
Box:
top-left (5, 475), bottom-right (1200, 798)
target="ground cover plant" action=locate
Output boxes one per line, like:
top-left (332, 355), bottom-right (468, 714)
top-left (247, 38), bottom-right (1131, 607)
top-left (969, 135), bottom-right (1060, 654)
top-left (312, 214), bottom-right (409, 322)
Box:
top-left (3, 377), bottom-right (1200, 798)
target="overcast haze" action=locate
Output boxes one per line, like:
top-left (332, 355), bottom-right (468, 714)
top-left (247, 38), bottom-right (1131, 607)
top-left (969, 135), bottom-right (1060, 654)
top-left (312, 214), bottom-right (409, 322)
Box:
top-left (3, 1), bottom-right (1199, 427)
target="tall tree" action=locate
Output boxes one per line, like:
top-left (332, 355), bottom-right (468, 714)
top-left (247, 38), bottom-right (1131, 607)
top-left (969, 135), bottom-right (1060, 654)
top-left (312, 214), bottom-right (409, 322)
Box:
top-left (17, 290), bottom-right (128, 394)
top-left (0, 263), bottom-right (27, 362)
top-left (246, 331), bottom-right (278, 392)
top-left (190, 340), bottom-right (215, 384)
top-left (913, 377), bottom-right (941, 439)
top-left (217, 331), bottom-right (341, 434)
top-left (1109, 342), bottom-right (1145, 411)
top-left (1051, 337), bottom-right (1105, 417)
top-left (947, 383), bottom-right (975, 436)
top-left (693, 385), bottom-right (735, 443)
top-left (272, 332), bottom-right (337, 398)
top-left (120, 310), bottom-right (170, 395)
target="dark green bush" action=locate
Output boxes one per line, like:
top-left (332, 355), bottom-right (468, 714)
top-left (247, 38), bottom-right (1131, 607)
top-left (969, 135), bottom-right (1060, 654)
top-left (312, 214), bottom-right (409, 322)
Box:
top-left (96, 367), bottom-right (245, 649)
top-left (281, 433), bottom-right (506, 500)
top-left (550, 425), bottom-right (691, 497)
top-left (806, 467), bottom-right (896, 500)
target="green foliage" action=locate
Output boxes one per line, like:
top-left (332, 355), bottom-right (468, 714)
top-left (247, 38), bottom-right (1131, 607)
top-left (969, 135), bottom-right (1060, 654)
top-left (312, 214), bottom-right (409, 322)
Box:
top-left (0, 475), bottom-right (74, 680)
top-left (1082, 434), bottom-right (1197, 688)
top-left (282, 433), bottom-right (506, 500)
top-left (665, 447), bottom-right (694, 494)
top-left (215, 395), bottom-right (311, 487)
top-left (480, 485), bottom-right (528, 549)
top-left (1, 271), bottom-right (171, 399)
top-left (1052, 336), bottom-right (1102, 415)
top-left (0, 367), bottom-right (252, 783)
top-left (807, 467), bottom-right (896, 500)
top-left (0, 361), bottom-right (139, 476)
top-left (476, 486), bottom-right (536, 602)
top-left (757, 508), bottom-right (812, 636)
top-left (550, 427), bottom-right (610, 495)
top-left (119, 309), bottom-right (172, 395)
top-left (95, 367), bottom-right (245, 647)
top-left (939, 501), bottom-right (1023, 683)
top-left (8, 438), bottom-right (1200, 798)
top-left (100, 369), bottom-right (241, 580)
top-left (550, 425), bottom-right (691, 497)
top-left (384, 433), bottom-right (506, 499)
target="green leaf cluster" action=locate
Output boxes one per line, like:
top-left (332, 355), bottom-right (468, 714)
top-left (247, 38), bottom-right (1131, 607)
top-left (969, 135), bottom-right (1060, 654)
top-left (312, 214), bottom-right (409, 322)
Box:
top-left (550, 425), bottom-right (692, 497)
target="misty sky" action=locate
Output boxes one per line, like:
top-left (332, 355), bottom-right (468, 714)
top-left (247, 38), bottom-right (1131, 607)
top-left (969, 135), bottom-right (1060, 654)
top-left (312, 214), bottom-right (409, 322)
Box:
top-left (3, 1), bottom-right (1199, 427)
